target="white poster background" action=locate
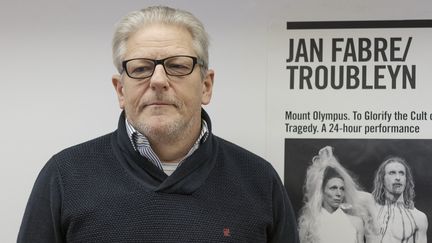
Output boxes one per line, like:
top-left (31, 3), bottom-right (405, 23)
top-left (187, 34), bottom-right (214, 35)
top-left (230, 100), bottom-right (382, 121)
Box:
top-left (266, 24), bottom-right (432, 175)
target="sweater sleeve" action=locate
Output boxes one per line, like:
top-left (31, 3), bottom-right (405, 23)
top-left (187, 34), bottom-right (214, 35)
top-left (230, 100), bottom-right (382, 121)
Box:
top-left (268, 169), bottom-right (300, 243)
top-left (17, 158), bottom-right (65, 243)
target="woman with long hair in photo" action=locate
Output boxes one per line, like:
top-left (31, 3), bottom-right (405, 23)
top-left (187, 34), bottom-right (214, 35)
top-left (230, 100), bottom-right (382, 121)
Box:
top-left (298, 146), bottom-right (376, 243)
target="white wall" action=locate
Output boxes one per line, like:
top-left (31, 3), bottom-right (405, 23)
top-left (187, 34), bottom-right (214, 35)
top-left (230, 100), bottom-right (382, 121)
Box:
top-left (2, 0), bottom-right (431, 241)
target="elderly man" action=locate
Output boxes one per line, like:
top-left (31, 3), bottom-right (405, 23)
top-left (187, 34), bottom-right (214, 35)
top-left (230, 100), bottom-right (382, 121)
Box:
top-left (369, 157), bottom-right (428, 243)
top-left (17, 6), bottom-right (298, 243)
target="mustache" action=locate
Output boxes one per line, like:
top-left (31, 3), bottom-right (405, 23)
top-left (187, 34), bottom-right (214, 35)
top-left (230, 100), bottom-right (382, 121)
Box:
top-left (141, 94), bottom-right (183, 108)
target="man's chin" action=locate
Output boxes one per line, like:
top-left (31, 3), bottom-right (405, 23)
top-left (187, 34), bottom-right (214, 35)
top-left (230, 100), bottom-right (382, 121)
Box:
top-left (392, 186), bottom-right (405, 194)
top-left (394, 189), bottom-right (404, 195)
top-left (140, 121), bottom-right (180, 138)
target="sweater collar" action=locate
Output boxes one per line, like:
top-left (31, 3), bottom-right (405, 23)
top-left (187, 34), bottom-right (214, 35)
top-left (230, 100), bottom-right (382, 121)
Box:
top-left (124, 116), bottom-right (209, 171)
top-left (112, 108), bottom-right (218, 194)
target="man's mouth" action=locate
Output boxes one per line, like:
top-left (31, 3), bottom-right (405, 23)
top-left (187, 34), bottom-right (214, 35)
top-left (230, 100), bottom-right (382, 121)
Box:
top-left (149, 102), bottom-right (170, 106)
top-left (393, 183), bottom-right (403, 188)
top-left (145, 101), bottom-right (174, 108)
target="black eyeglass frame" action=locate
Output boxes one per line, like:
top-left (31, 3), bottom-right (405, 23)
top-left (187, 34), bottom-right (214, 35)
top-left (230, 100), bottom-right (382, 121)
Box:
top-left (121, 55), bottom-right (203, 79)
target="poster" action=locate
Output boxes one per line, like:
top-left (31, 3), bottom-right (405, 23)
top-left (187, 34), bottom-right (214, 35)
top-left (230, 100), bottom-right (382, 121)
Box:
top-left (266, 20), bottom-right (432, 241)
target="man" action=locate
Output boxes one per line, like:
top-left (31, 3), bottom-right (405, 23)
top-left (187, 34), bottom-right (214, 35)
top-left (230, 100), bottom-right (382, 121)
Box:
top-left (370, 157), bottom-right (428, 243)
top-left (17, 6), bottom-right (299, 243)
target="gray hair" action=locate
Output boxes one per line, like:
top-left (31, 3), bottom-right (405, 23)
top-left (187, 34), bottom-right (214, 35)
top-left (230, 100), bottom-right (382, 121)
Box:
top-left (112, 6), bottom-right (210, 78)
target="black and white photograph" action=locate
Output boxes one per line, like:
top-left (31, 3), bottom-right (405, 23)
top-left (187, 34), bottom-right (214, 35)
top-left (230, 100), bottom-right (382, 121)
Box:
top-left (285, 139), bottom-right (431, 242)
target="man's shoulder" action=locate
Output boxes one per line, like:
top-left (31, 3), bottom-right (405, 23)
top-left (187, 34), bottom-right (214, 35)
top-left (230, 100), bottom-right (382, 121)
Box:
top-left (33, 132), bottom-right (117, 188)
top-left (213, 136), bottom-right (276, 174)
top-left (409, 207), bottom-right (429, 234)
top-left (51, 132), bottom-right (115, 164)
top-left (215, 136), bottom-right (270, 164)
top-left (413, 207), bottom-right (428, 222)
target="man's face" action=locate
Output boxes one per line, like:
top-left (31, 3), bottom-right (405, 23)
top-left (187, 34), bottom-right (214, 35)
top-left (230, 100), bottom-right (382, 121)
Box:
top-left (112, 23), bottom-right (214, 142)
top-left (322, 177), bottom-right (345, 212)
top-left (383, 161), bottom-right (406, 196)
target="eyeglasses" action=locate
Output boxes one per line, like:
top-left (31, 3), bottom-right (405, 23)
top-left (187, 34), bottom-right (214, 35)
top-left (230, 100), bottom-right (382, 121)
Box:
top-left (121, 55), bottom-right (202, 79)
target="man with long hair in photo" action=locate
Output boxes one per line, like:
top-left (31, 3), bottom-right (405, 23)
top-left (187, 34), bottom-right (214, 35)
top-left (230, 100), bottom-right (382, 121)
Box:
top-left (370, 156), bottom-right (428, 243)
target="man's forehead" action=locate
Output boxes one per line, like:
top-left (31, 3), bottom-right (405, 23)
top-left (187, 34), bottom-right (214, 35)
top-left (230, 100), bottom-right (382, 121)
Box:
top-left (125, 23), bottom-right (195, 59)
top-left (385, 161), bottom-right (406, 172)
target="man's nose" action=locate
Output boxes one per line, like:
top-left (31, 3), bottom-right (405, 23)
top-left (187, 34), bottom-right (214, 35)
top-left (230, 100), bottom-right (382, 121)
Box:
top-left (149, 64), bottom-right (169, 89)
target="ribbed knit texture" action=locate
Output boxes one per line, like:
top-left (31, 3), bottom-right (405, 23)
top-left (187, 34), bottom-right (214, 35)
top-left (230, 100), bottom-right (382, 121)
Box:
top-left (18, 110), bottom-right (299, 243)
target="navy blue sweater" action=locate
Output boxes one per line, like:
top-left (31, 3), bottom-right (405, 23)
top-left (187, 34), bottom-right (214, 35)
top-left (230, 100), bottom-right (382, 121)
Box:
top-left (18, 111), bottom-right (299, 242)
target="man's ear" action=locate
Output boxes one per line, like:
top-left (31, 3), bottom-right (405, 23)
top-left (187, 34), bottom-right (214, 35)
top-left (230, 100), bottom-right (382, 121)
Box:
top-left (112, 74), bottom-right (125, 109)
top-left (201, 69), bottom-right (214, 105)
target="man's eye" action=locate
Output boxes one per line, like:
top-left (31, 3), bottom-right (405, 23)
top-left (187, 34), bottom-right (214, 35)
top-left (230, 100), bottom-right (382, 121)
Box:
top-left (131, 66), bottom-right (152, 74)
top-left (167, 63), bottom-right (189, 70)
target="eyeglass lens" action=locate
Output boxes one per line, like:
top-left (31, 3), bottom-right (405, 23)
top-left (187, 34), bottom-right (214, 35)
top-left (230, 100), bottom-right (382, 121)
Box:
top-left (125, 56), bottom-right (195, 79)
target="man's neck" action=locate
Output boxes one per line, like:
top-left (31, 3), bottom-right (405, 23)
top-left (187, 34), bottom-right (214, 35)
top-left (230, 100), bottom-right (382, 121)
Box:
top-left (150, 135), bottom-right (198, 163)
top-left (385, 192), bottom-right (404, 205)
